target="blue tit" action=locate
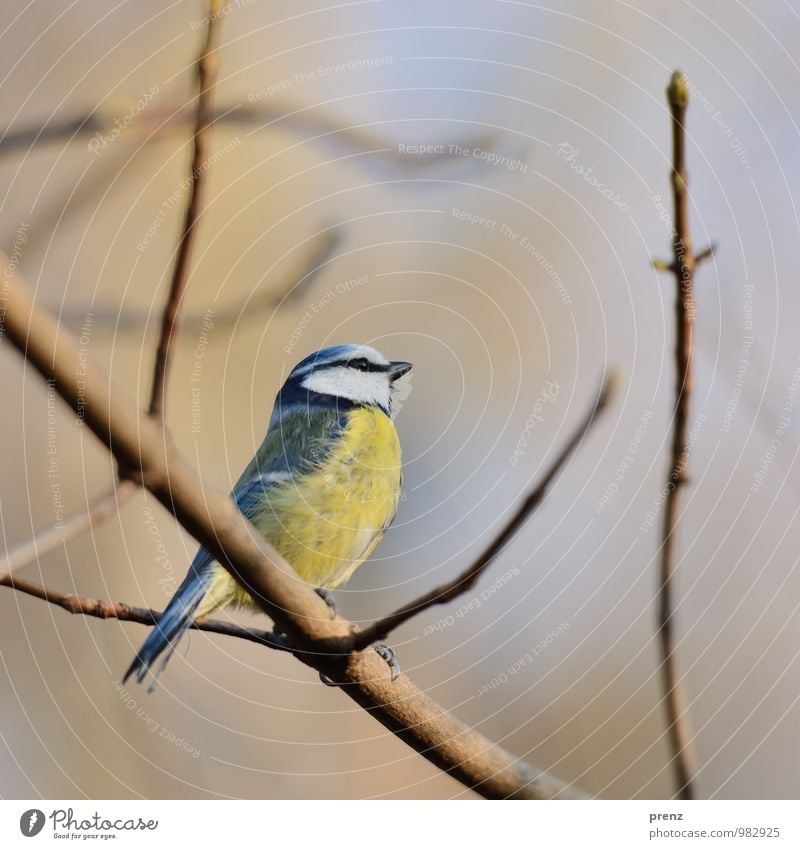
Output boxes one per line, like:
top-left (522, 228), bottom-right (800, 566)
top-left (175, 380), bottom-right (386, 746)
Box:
top-left (124, 344), bottom-right (412, 688)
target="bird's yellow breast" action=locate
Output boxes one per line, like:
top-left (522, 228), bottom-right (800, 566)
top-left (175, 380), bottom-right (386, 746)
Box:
top-left (240, 406), bottom-right (401, 598)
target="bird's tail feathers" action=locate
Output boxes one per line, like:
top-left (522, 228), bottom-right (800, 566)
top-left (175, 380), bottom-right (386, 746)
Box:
top-left (123, 568), bottom-right (213, 692)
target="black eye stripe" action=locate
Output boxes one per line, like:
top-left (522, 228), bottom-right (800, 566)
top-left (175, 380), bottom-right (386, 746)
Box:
top-left (322, 357), bottom-right (389, 374)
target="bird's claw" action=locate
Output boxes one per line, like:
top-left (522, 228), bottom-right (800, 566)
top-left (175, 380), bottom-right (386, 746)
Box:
top-left (318, 643), bottom-right (401, 685)
top-left (314, 587), bottom-right (337, 618)
top-left (373, 642), bottom-right (401, 681)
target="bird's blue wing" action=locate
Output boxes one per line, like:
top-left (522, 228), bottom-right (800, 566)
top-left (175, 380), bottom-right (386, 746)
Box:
top-left (123, 555), bottom-right (216, 690)
top-left (124, 406), bottom-right (347, 689)
top-left (230, 405), bottom-right (348, 516)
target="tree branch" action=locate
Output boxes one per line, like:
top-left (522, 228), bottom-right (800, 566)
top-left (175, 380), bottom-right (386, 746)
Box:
top-left (0, 256), bottom-right (587, 800)
top-left (0, 113), bottom-right (104, 155)
top-left (0, 573), bottom-right (292, 653)
top-left (0, 481), bottom-right (135, 577)
top-left (653, 70), bottom-right (704, 801)
top-left (353, 375), bottom-right (615, 651)
top-left (148, 1), bottom-right (224, 418)
top-left (0, 3), bottom-right (225, 578)
top-left (0, 101), bottom-right (501, 174)
top-left (50, 226), bottom-right (344, 334)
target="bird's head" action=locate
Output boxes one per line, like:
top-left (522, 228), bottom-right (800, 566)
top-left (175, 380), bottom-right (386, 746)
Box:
top-left (279, 344), bottom-right (412, 416)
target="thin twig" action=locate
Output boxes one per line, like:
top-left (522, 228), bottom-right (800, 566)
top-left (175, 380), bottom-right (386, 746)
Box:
top-left (0, 255), bottom-right (587, 800)
top-left (0, 101), bottom-right (501, 173)
top-left (6, 116), bottom-right (153, 262)
top-left (0, 481), bottom-right (135, 578)
top-left (653, 70), bottom-right (704, 801)
top-left (50, 226), bottom-right (343, 333)
top-left (0, 3), bottom-right (225, 578)
top-left (148, 3), bottom-right (224, 418)
top-left (353, 375), bottom-right (616, 651)
top-left (0, 573), bottom-right (292, 653)
top-left (694, 243), bottom-right (715, 265)
top-left (0, 113), bottom-right (104, 155)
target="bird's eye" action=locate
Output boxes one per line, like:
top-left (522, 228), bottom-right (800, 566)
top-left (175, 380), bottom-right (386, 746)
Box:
top-left (350, 358), bottom-right (370, 371)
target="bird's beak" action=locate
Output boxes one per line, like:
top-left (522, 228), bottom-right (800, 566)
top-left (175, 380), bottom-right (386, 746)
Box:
top-left (388, 361), bottom-right (412, 382)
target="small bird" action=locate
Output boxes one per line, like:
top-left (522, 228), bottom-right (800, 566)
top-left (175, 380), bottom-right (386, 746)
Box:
top-left (124, 344), bottom-right (412, 688)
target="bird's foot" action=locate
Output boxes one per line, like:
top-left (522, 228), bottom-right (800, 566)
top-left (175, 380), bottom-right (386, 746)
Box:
top-left (318, 643), bottom-right (401, 686)
top-left (270, 589), bottom-right (335, 647)
top-left (314, 587), bottom-right (337, 618)
top-left (373, 642), bottom-right (401, 681)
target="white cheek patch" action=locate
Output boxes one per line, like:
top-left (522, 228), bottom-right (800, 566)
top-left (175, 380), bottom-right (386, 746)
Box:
top-left (302, 366), bottom-right (391, 410)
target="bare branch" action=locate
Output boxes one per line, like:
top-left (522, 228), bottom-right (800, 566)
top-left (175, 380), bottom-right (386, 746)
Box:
top-left (0, 481), bottom-right (135, 578)
top-left (148, 5), bottom-right (224, 418)
top-left (51, 226), bottom-right (344, 334)
top-left (0, 257), bottom-right (587, 800)
top-left (0, 101), bottom-right (502, 174)
top-left (0, 573), bottom-right (292, 653)
top-left (694, 243), bottom-right (716, 265)
top-left (353, 375), bottom-right (616, 651)
top-left (0, 113), bottom-right (104, 155)
top-left (0, 5), bottom-right (225, 579)
top-left (653, 70), bottom-right (704, 801)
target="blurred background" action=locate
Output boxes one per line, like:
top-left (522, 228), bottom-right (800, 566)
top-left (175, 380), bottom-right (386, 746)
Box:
top-left (1, 0), bottom-right (799, 799)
